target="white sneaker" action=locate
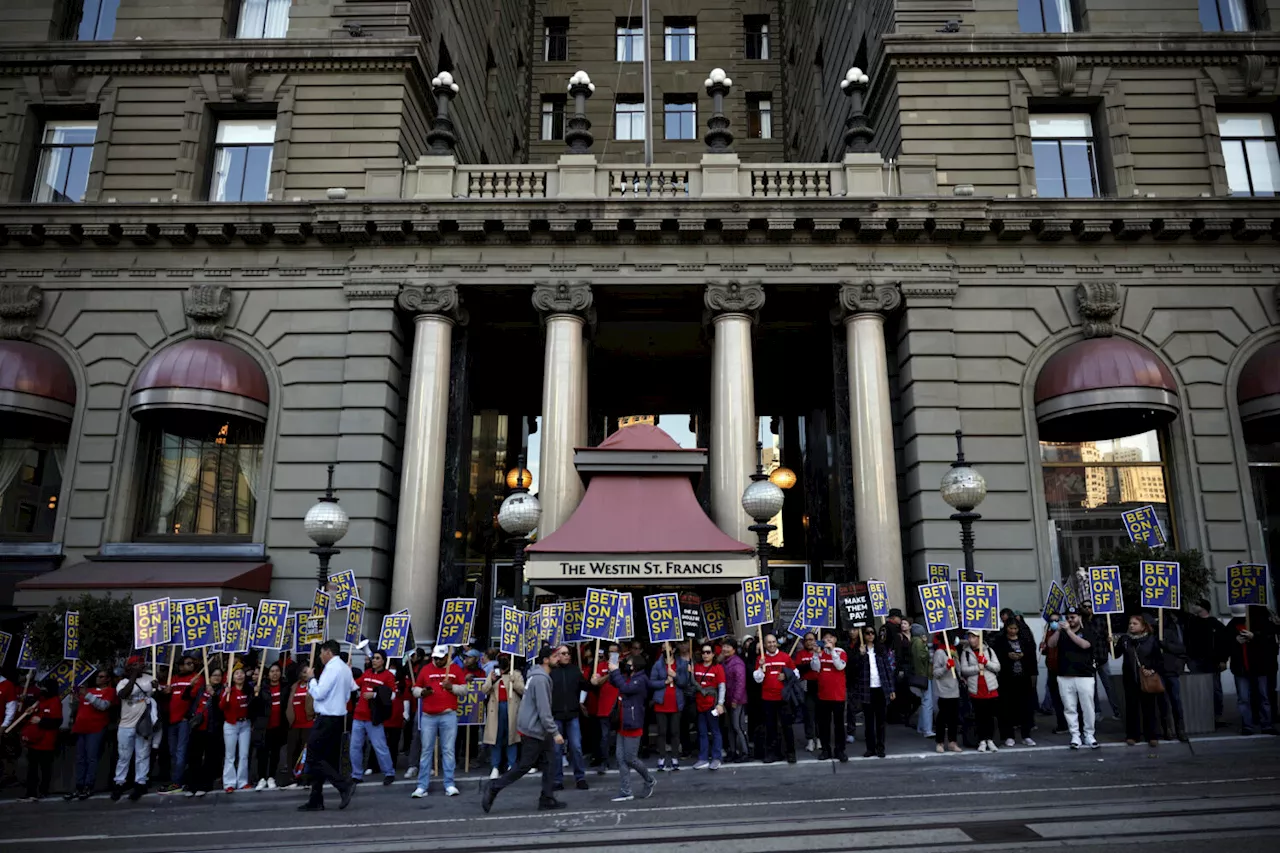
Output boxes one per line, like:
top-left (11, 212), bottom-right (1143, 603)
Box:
top-left (444, 785), bottom-right (459, 796)
top-left (1022, 738), bottom-right (1036, 747)
top-left (411, 787), bottom-right (428, 799)
top-left (611, 794), bottom-right (634, 802)
top-left (692, 761), bottom-right (710, 770)
top-left (1070, 740), bottom-right (1081, 750)
top-left (987, 740), bottom-right (999, 752)
top-left (364, 768), bottom-right (374, 775)
top-left (404, 767), bottom-right (418, 779)
top-left (254, 779), bottom-right (268, 792)
top-left (281, 783), bottom-right (298, 790)
top-left (489, 768), bottom-right (499, 780)
top-left (1088, 740), bottom-right (1101, 750)
top-left (267, 778), bottom-right (278, 790)
top-left (1003, 738), bottom-right (1015, 748)
top-left (976, 740), bottom-right (988, 753)
top-left (805, 738), bottom-right (816, 752)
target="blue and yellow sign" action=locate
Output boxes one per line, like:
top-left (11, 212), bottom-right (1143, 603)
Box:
top-left (378, 612), bottom-right (411, 659)
top-left (928, 563), bottom-right (951, 585)
top-left (537, 603), bottom-right (565, 647)
top-left (523, 609), bottom-right (540, 657)
top-left (222, 604), bottom-right (254, 654)
top-left (328, 570), bottom-right (358, 610)
top-left (179, 598), bottom-right (221, 649)
top-left (289, 613), bottom-right (308, 656)
top-left (701, 597), bottom-right (731, 640)
top-left (251, 599), bottom-right (290, 650)
top-left (918, 581), bottom-right (958, 634)
top-left (644, 593), bottom-right (682, 643)
top-left (1227, 563), bottom-right (1269, 607)
top-left (799, 582), bottom-right (837, 629)
top-left (311, 588), bottom-right (330, 618)
top-left (64, 610), bottom-right (81, 660)
top-left (1122, 505), bottom-right (1166, 547)
top-left (133, 599), bottom-right (172, 649)
top-left (582, 588), bottom-right (615, 641)
top-left (48, 659), bottom-right (78, 696)
top-left (1088, 566), bottom-right (1124, 615)
top-left (616, 593), bottom-right (633, 640)
top-left (563, 598), bottom-right (587, 643)
top-left (741, 576), bottom-right (773, 627)
top-left (0, 630), bottom-right (10, 668)
top-left (1140, 560), bottom-right (1180, 609)
top-left (343, 597), bottom-right (365, 646)
top-left (438, 598), bottom-right (477, 647)
top-left (1042, 582), bottom-right (1066, 620)
top-left (499, 606), bottom-right (525, 656)
top-left (867, 579), bottom-right (890, 618)
top-left (456, 677), bottom-right (485, 726)
top-left (960, 582), bottom-right (999, 632)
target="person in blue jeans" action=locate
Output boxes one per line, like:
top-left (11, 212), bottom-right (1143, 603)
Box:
top-left (692, 643), bottom-right (726, 770)
top-left (549, 645), bottom-right (588, 790)
top-left (410, 645), bottom-right (468, 798)
top-left (1227, 605), bottom-right (1278, 735)
top-left (65, 669), bottom-right (115, 800)
top-left (480, 656), bottom-right (524, 779)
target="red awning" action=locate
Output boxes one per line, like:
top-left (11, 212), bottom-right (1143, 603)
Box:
top-left (1238, 341), bottom-right (1280, 424)
top-left (1034, 337), bottom-right (1179, 441)
top-left (130, 339), bottom-right (269, 422)
top-left (13, 560), bottom-right (272, 609)
top-left (0, 340), bottom-right (76, 422)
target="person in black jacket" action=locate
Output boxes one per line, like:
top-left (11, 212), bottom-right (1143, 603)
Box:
top-left (253, 663), bottom-right (290, 789)
top-left (1226, 605), bottom-right (1278, 735)
top-left (850, 626), bottom-right (895, 758)
top-left (1156, 611), bottom-right (1190, 742)
top-left (183, 667), bottom-right (225, 797)
top-left (549, 644), bottom-right (589, 791)
top-left (1113, 614), bottom-right (1164, 747)
top-left (990, 618), bottom-right (1036, 747)
top-left (1185, 599), bottom-right (1228, 723)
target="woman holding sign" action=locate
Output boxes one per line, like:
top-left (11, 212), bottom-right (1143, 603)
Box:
top-left (219, 667), bottom-right (254, 791)
top-left (480, 655), bottom-right (524, 779)
top-left (959, 628), bottom-right (1002, 753)
top-left (1113, 615), bottom-right (1164, 747)
top-left (931, 634), bottom-right (962, 753)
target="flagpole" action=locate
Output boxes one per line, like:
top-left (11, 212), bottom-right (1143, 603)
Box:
top-left (642, 0), bottom-right (653, 167)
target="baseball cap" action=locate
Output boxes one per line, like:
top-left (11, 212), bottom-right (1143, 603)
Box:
top-left (431, 644), bottom-right (449, 658)
top-left (1064, 606), bottom-right (1079, 615)
top-left (465, 649), bottom-right (482, 659)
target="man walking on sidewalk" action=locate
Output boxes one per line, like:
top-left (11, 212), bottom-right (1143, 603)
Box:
top-left (300, 640), bottom-right (357, 812)
top-left (481, 646), bottom-right (565, 813)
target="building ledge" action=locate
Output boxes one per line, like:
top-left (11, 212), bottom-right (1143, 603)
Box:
top-left (884, 32), bottom-right (1280, 65)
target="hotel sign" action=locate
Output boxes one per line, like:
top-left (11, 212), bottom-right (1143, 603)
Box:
top-left (524, 554), bottom-right (757, 582)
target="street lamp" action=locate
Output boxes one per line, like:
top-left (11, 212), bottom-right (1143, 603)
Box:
top-left (565, 70), bottom-right (596, 154)
top-left (426, 70), bottom-right (461, 156)
top-left (840, 66), bottom-right (873, 154)
top-left (939, 430), bottom-right (987, 583)
top-left (498, 454), bottom-right (541, 601)
top-left (742, 441), bottom-right (786, 577)
top-left (703, 67), bottom-right (734, 152)
top-left (303, 464), bottom-right (350, 590)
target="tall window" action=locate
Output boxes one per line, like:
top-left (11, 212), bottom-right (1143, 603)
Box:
top-left (745, 15), bottom-right (770, 60)
top-left (68, 0), bottom-right (119, 40)
top-left (664, 19), bottom-right (696, 62)
top-left (1247, 437), bottom-right (1280, 573)
top-left (1219, 114), bottom-right (1280, 196)
top-left (1041, 430), bottom-right (1174, 577)
top-left (1031, 114), bottom-right (1100, 198)
top-left (747, 96), bottom-right (773, 139)
top-left (1019, 0), bottom-right (1075, 33)
top-left (236, 0), bottom-right (291, 39)
top-left (541, 97), bottom-right (565, 141)
top-left (615, 98), bottom-right (645, 141)
top-left (1201, 0), bottom-right (1252, 31)
top-left (616, 18), bottom-right (644, 62)
top-left (664, 96), bottom-right (696, 140)
top-left (136, 420), bottom-right (263, 539)
top-left (544, 17), bottom-right (568, 61)
top-left (0, 440), bottom-right (64, 541)
top-left (32, 120), bottom-right (96, 203)
top-left (211, 119), bottom-right (275, 202)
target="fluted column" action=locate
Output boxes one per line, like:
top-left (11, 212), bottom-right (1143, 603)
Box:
top-left (390, 284), bottom-right (466, 634)
top-left (706, 281), bottom-right (764, 545)
top-left (534, 281), bottom-right (592, 538)
top-left (839, 282), bottom-right (906, 607)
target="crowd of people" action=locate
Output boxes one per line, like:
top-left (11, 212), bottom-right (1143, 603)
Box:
top-left (0, 601), bottom-right (1275, 810)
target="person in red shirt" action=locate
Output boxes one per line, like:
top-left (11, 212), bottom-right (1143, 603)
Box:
top-left (282, 664), bottom-right (314, 789)
top-left (219, 667), bottom-right (253, 792)
top-left (65, 669), bottom-right (116, 800)
top-left (810, 630), bottom-right (849, 762)
top-left (753, 633), bottom-right (798, 763)
top-left (157, 655), bottom-right (199, 793)
top-left (409, 645), bottom-right (468, 798)
top-left (793, 632), bottom-right (820, 752)
top-left (379, 665), bottom-right (408, 774)
top-left (350, 649), bottom-right (397, 786)
top-left (692, 642), bottom-right (726, 770)
top-left (253, 663), bottom-right (288, 790)
top-left (182, 667), bottom-right (223, 797)
top-left (18, 677), bottom-right (63, 802)
top-left (589, 642), bottom-right (621, 773)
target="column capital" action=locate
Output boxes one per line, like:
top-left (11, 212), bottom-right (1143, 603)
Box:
top-left (837, 281), bottom-right (901, 318)
top-left (397, 282), bottom-right (467, 324)
top-left (704, 279), bottom-right (764, 317)
top-left (532, 279), bottom-right (593, 317)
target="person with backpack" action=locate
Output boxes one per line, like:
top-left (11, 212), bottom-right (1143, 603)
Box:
top-left (850, 625), bottom-right (895, 757)
top-left (649, 642), bottom-right (690, 772)
top-left (719, 638), bottom-right (749, 763)
top-left (183, 667), bottom-right (224, 797)
top-left (349, 649), bottom-right (396, 786)
top-left (481, 646), bottom-right (565, 813)
top-left (607, 653), bottom-right (657, 802)
top-left (1113, 614), bottom-right (1165, 747)
top-left (1225, 604), bottom-right (1277, 736)
top-left (113, 654), bottom-right (155, 802)
top-left (908, 623), bottom-right (934, 738)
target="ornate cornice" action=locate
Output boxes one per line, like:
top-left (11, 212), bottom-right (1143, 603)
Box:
top-left (704, 280), bottom-right (765, 316)
top-left (532, 280), bottom-right (593, 317)
top-left (184, 283), bottom-right (232, 340)
top-left (0, 283), bottom-right (41, 340)
top-left (884, 33), bottom-right (1280, 68)
top-left (397, 282), bottom-right (466, 324)
top-left (837, 281), bottom-right (901, 317)
top-left (1075, 281), bottom-right (1122, 338)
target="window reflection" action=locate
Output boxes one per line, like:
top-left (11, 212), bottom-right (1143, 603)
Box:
top-left (137, 419), bottom-right (262, 538)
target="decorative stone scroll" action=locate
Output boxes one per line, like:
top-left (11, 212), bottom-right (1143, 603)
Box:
top-left (0, 284), bottom-right (43, 340)
top-left (185, 284), bottom-right (232, 339)
top-left (397, 281), bottom-right (467, 324)
top-left (704, 280), bottom-right (765, 316)
top-left (532, 280), bottom-right (593, 316)
top-left (1075, 281), bottom-right (1122, 338)
top-left (837, 281), bottom-right (902, 317)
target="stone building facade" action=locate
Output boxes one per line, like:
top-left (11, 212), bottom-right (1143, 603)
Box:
top-left (0, 0), bottom-right (1277, 643)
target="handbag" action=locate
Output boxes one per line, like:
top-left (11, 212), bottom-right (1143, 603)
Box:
top-left (1139, 667), bottom-right (1165, 694)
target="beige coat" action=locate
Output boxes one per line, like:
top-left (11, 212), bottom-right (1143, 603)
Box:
top-left (479, 670), bottom-right (524, 746)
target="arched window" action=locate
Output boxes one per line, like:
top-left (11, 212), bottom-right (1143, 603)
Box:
top-left (1238, 342), bottom-right (1280, 568)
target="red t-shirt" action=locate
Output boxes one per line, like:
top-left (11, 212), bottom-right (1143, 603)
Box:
top-left (385, 692), bottom-right (407, 729)
top-left (581, 665), bottom-right (597, 716)
top-left (655, 663), bottom-right (680, 713)
top-left (219, 685), bottom-right (251, 724)
top-left (291, 683), bottom-right (313, 729)
top-left (0, 678), bottom-right (17, 713)
top-left (593, 660), bottom-right (619, 718)
top-left (497, 678), bottom-right (509, 702)
top-left (72, 686), bottom-right (116, 734)
top-left (22, 696), bottom-right (62, 751)
top-left (759, 651), bottom-right (792, 702)
top-left (265, 684), bottom-right (284, 729)
top-left (354, 668), bottom-right (396, 722)
top-left (692, 663), bottom-right (725, 713)
top-left (974, 655), bottom-right (998, 699)
top-left (794, 648), bottom-right (820, 682)
top-left (167, 672), bottom-right (198, 723)
top-left (815, 648), bottom-right (847, 702)
top-left (415, 662), bottom-right (467, 715)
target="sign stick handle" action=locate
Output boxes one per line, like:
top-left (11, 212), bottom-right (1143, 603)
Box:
top-left (941, 632), bottom-right (957, 680)
top-left (202, 648), bottom-right (210, 688)
top-left (227, 652), bottom-right (235, 684)
top-left (166, 647), bottom-right (177, 685)
top-left (1246, 607), bottom-right (1251, 634)
top-left (594, 638), bottom-right (600, 668)
top-left (789, 634), bottom-right (803, 655)
top-left (1106, 616), bottom-right (1114, 650)
top-left (664, 641), bottom-right (672, 667)
top-left (465, 730), bottom-right (471, 774)
top-left (22, 669), bottom-right (33, 695)
top-left (257, 656), bottom-right (266, 687)
top-left (152, 650), bottom-right (158, 682)
top-left (757, 625), bottom-right (764, 651)
top-left (4, 704), bottom-right (37, 734)
top-left (1158, 608), bottom-right (1164, 642)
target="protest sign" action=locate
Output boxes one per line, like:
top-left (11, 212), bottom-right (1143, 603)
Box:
top-left (837, 582), bottom-right (871, 631)
top-left (799, 582), bottom-right (837, 629)
top-left (146, 644), bottom-right (172, 670)
top-left (179, 598), bottom-right (221, 649)
top-left (678, 592), bottom-right (703, 637)
top-left (222, 605), bottom-right (254, 654)
top-left (918, 581), bottom-right (958, 634)
top-left (133, 599), bottom-right (172, 649)
top-left (928, 563), bottom-right (951, 585)
top-left (0, 630), bottom-right (10, 668)
top-left (489, 596), bottom-right (515, 644)
top-left (48, 659), bottom-right (77, 697)
top-left (537, 603), bottom-right (565, 647)
top-left (1227, 563), bottom-right (1269, 607)
top-left (644, 593), bottom-right (682, 643)
top-left (1140, 560), bottom-right (1180, 609)
top-left (960, 582), bottom-right (1000, 632)
top-left (301, 614), bottom-right (326, 645)
top-left (64, 610), bottom-right (80, 660)
top-left (499, 606), bottom-right (525, 656)
top-left (343, 596), bottom-right (365, 646)
top-left (563, 598), bottom-right (586, 643)
top-left (1088, 566), bottom-right (1124, 615)
top-left (867, 580), bottom-right (890, 618)
top-left (169, 601), bottom-right (187, 645)
top-left (456, 678), bottom-right (484, 726)
top-left (523, 610), bottom-right (540, 658)
top-left (251, 599), bottom-right (290, 650)
top-left (615, 593), bottom-right (633, 641)
top-left (74, 663), bottom-right (98, 689)
top-left (776, 599), bottom-right (801, 638)
top-left (16, 632), bottom-right (36, 670)
top-left (582, 588), bottom-right (615, 641)
top-left (378, 612), bottom-right (412, 659)
top-left (1041, 581), bottom-right (1066, 620)
top-left (311, 588), bottom-right (330, 618)
top-left (1122, 505), bottom-right (1166, 547)
top-left (328, 570), bottom-right (358, 610)
top-left (741, 576), bottom-right (773, 627)
top-left (438, 598), bottom-right (477, 647)
top-left (701, 597), bottom-right (731, 640)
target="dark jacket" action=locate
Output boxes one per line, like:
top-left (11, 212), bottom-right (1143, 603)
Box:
top-left (1226, 615), bottom-right (1279, 678)
top-left (549, 662), bottom-right (584, 721)
top-left (1184, 613), bottom-right (1228, 671)
top-left (607, 669), bottom-right (650, 731)
top-left (848, 643), bottom-right (894, 707)
top-left (990, 631), bottom-right (1036, 681)
top-left (647, 656), bottom-right (691, 711)
top-left (1114, 632), bottom-right (1163, 686)
top-left (1158, 615), bottom-right (1189, 678)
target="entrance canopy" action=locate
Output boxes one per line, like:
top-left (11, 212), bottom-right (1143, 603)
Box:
top-left (524, 424), bottom-right (755, 585)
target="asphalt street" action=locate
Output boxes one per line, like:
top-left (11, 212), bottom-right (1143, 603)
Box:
top-left (1, 730), bottom-right (1277, 853)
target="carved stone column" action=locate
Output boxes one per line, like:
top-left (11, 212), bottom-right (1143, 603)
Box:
top-left (706, 280), bottom-right (764, 545)
top-left (838, 282), bottom-right (906, 607)
top-left (390, 283), bottom-right (466, 633)
top-left (533, 281), bottom-right (592, 538)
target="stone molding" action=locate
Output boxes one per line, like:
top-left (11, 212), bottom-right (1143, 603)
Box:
top-left (0, 283), bottom-right (41, 340)
top-left (184, 284), bottom-right (232, 339)
top-left (883, 33), bottom-right (1280, 67)
top-left (1075, 281), bottom-right (1122, 338)
top-left (532, 280), bottom-right (593, 317)
top-left (397, 282), bottom-right (467, 324)
top-left (704, 280), bottom-right (765, 316)
top-left (837, 281), bottom-right (902, 317)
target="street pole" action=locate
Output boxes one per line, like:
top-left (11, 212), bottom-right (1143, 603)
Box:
top-left (642, 0), bottom-right (653, 166)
